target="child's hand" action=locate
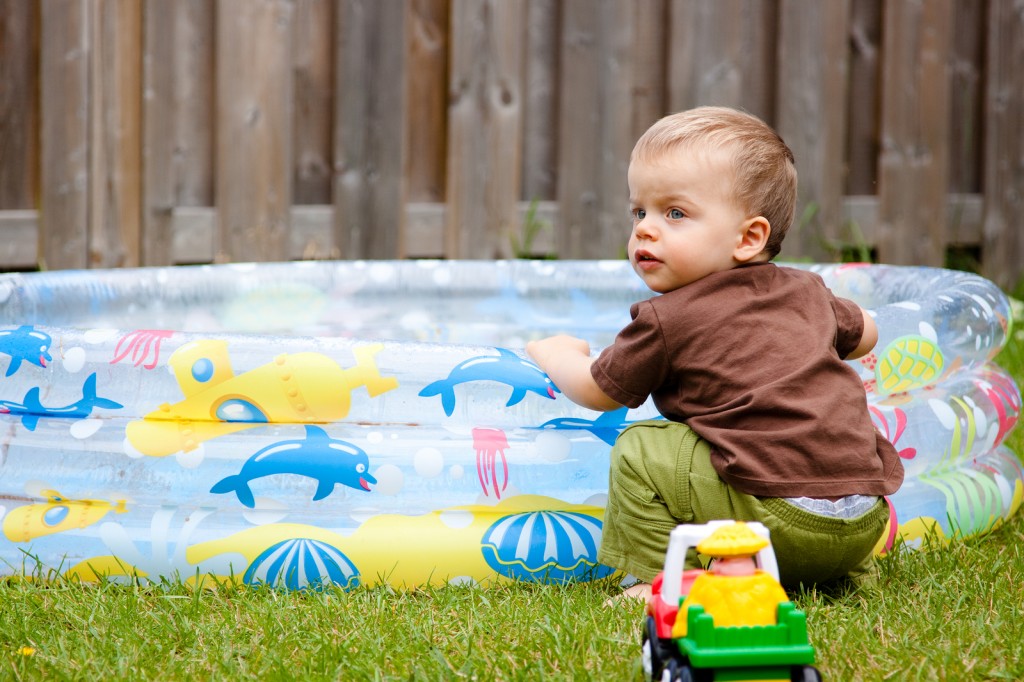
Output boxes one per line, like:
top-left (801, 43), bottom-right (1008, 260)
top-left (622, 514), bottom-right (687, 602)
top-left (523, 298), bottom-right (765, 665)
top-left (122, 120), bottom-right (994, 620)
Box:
top-left (526, 334), bottom-right (591, 367)
top-left (526, 335), bottom-right (622, 412)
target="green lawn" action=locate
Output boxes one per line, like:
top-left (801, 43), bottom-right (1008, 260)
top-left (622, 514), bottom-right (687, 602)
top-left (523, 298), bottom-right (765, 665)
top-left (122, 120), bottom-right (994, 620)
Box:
top-left (3, 309), bottom-right (1024, 681)
top-left (3, 514), bottom-right (1023, 680)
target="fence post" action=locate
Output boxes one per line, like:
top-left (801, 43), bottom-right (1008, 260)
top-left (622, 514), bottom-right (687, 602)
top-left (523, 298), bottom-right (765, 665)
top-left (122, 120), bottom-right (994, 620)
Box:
top-left (520, 0), bottom-right (559, 205)
top-left (556, 0), bottom-right (636, 259)
top-left (445, 0), bottom-right (524, 259)
top-left (39, 0), bottom-right (90, 271)
top-left (142, 0), bottom-right (215, 266)
top-left (666, 0), bottom-right (776, 119)
top-left (0, 0), bottom-right (38, 216)
top-left (407, 0), bottom-right (449, 206)
top-left (981, 0), bottom-right (1024, 290)
top-left (776, 0), bottom-right (850, 262)
top-left (876, 0), bottom-right (953, 266)
top-left (89, 0), bottom-right (142, 268)
top-left (215, 0), bottom-right (294, 263)
top-left (334, 0), bottom-right (408, 259)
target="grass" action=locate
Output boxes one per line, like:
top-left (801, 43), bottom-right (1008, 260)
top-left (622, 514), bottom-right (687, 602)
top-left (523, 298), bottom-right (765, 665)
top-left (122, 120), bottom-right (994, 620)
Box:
top-left (0, 576), bottom-right (638, 680)
top-left (3, 310), bottom-right (1024, 681)
top-left (4, 521), bottom-right (1024, 680)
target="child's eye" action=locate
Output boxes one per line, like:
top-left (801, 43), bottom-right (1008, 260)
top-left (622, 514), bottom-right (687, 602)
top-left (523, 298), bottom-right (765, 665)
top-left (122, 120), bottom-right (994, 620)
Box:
top-left (631, 208), bottom-right (646, 220)
top-left (668, 208), bottom-right (685, 220)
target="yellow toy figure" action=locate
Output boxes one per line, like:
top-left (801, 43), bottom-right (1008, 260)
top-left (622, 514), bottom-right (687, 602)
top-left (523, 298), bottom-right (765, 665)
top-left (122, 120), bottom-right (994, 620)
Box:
top-left (671, 521), bottom-right (788, 638)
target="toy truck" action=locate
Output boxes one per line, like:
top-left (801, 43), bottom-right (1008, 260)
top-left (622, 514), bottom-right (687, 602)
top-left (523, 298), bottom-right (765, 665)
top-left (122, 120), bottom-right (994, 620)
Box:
top-left (642, 521), bottom-right (822, 682)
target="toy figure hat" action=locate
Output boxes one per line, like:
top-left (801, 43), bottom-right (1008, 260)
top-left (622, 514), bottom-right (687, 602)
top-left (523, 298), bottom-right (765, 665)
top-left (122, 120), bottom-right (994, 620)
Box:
top-left (696, 522), bottom-right (769, 557)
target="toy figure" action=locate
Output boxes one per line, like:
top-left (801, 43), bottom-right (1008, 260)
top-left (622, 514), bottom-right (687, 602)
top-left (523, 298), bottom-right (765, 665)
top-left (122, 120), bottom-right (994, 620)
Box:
top-left (671, 522), bottom-right (788, 637)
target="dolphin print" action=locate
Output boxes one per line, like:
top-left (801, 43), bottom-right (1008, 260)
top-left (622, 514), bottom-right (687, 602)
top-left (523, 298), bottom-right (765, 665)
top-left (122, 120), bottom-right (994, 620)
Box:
top-left (418, 347), bottom-right (560, 417)
top-left (210, 425), bottom-right (376, 508)
top-left (0, 372), bottom-right (123, 431)
top-left (532, 407), bottom-right (637, 445)
top-left (0, 325), bottom-right (53, 377)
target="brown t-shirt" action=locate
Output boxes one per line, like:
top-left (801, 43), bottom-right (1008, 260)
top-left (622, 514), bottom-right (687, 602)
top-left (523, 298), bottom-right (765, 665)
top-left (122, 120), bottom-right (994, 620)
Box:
top-left (591, 262), bottom-right (904, 498)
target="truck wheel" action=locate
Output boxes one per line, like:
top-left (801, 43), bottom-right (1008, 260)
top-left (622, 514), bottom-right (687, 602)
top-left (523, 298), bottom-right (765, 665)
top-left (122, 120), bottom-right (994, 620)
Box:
top-left (661, 659), bottom-right (695, 682)
top-left (791, 665), bottom-right (823, 682)
top-left (642, 615), bottom-right (673, 680)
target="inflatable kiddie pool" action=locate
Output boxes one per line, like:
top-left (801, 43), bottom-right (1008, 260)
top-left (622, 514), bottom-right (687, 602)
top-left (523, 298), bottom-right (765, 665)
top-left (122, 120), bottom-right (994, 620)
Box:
top-left (0, 260), bottom-right (1020, 590)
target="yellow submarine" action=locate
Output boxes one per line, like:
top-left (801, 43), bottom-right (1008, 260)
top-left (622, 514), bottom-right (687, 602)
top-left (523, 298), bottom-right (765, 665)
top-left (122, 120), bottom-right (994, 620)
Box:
top-left (126, 340), bottom-right (398, 457)
top-left (3, 489), bottom-right (127, 542)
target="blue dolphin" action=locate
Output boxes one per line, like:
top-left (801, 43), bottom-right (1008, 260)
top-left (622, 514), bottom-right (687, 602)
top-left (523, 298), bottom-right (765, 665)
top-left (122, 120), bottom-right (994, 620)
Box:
top-left (210, 425), bottom-right (376, 508)
top-left (418, 347), bottom-right (560, 417)
top-left (0, 372), bottom-right (123, 431)
top-left (532, 407), bottom-right (636, 445)
top-left (0, 325), bottom-right (53, 377)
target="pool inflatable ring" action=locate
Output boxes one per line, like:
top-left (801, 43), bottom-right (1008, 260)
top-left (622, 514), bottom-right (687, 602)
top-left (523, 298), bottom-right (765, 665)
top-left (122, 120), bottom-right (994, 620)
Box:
top-left (0, 261), bottom-right (1019, 589)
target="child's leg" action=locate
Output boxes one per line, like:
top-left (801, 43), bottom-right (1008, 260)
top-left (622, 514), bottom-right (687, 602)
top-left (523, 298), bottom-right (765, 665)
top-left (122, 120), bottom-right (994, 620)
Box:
top-left (598, 420), bottom-right (709, 583)
top-left (599, 420), bottom-right (888, 589)
top-left (737, 496), bottom-right (889, 588)
top-left (681, 428), bottom-right (889, 587)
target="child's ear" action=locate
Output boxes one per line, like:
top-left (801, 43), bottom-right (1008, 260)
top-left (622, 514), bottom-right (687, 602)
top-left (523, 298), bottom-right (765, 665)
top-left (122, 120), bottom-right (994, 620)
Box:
top-left (734, 217), bottom-right (771, 262)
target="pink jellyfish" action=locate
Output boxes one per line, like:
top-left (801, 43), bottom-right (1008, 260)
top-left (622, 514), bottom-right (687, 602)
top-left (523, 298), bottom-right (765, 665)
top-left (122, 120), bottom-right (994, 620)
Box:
top-left (111, 330), bottom-right (174, 369)
top-left (978, 372), bottom-right (1021, 447)
top-left (473, 427), bottom-right (510, 499)
top-left (868, 405), bottom-right (916, 460)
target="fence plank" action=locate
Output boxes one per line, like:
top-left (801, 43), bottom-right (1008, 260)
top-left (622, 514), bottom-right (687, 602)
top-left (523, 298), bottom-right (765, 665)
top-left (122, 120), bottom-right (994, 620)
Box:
top-left (845, 0), bottom-right (882, 196)
top-left (876, 0), bottom-right (952, 266)
top-left (215, 0), bottom-right (293, 262)
top-left (521, 0), bottom-right (558, 203)
top-left (334, 0), bottom-right (408, 258)
top-left (666, 0), bottom-right (776, 120)
top-left (292, 0), bottom-right (334, 205)
top-left (407, 0), bottom-right (449, 204)
top-left (39, 0), bottom-right (90, 271)
top-left (631, 0), bottom-right (666, 139)
top-left (981, 0), bottom-right (1024, 290)
top-left (89, 0), bottom-right (141, 268)
top-left (948, 0), bottom-right (984, 196)
top-left (776, 0), bottom-right (849, 261)
top-left (446, 0), bottom-right (524, 258)
top-left (0, 0), bottom-right (38, 211)
top-left (556, 0), bottom-right (636, 259)
top-left (141, 0), bottom-right (178, 266)
top-left (142, 0), bottom-right (215, 266)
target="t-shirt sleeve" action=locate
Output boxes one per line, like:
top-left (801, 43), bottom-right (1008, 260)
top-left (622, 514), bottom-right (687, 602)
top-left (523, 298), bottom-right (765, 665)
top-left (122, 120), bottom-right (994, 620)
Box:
top-left (590, 300), bottom-right (669, 408)
top-left (831, 293), bottom-right (866, 359)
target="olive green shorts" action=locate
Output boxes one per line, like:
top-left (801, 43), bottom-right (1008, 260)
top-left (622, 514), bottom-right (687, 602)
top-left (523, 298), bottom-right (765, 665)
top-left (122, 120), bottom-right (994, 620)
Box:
top-left (598, 420), bottom-right (889, 589)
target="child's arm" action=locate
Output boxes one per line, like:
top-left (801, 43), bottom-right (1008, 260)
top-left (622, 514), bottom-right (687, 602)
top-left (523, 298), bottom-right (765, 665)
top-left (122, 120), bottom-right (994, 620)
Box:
top-left (845, 308), bottom-right (878, 360)
top-left (526, 335), bottom-right (623, 412)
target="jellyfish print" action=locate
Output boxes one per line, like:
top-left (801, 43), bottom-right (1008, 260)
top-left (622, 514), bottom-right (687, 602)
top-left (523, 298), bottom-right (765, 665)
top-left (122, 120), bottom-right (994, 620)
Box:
top-left (473, 427), bottom-right (509, 499)
top-left (243, 538), bottom-right (360, 591)
top-left (110, 329), bottom-right (174, 369)
top-left (978, 371), bottom-right (1021, 447)
top-left (868, 405), bottom-right (916, 460)
top-left (480, 510), bottom-right (616, 582)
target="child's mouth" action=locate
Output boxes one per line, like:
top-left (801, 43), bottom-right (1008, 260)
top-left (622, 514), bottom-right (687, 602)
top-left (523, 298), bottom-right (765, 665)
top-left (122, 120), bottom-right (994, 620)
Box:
top-left (634, 250), bottom-right (659, 267)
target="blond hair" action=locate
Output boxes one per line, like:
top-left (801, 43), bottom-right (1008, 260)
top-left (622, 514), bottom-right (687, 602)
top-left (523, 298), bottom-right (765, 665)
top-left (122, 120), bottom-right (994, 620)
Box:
top-left (631, 106), bottom-right (797, 259)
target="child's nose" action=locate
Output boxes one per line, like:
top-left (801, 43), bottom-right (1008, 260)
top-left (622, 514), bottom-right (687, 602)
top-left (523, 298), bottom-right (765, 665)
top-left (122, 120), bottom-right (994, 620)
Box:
top-left (633, 217), bottom-right (657, 239)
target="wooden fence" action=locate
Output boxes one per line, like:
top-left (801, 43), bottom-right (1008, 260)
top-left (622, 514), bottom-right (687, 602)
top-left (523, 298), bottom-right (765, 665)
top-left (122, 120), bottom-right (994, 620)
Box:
top-left (1, 0), bottom-right (1022, 288)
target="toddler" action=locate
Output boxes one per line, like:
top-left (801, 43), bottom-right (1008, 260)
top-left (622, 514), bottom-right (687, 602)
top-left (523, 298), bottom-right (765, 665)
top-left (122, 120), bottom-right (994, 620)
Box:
top-left (526, 106), bottom-right (903, 595)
